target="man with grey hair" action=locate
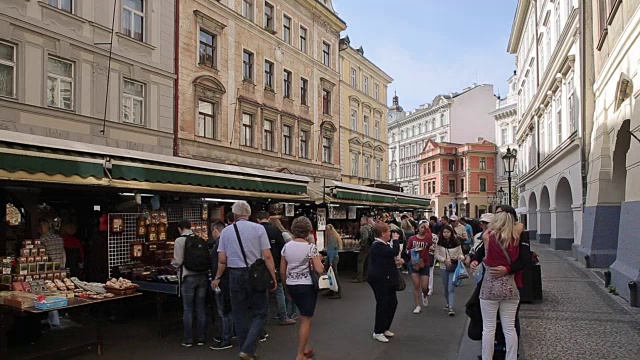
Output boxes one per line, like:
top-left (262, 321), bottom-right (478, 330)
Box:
top-left (212, 201), bottom-right (276, 360)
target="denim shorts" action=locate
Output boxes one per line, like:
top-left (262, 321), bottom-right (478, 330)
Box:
top-left (286, 284), bottom-right (317, 317)
top-left (409, 264), bottom-right (431, 276)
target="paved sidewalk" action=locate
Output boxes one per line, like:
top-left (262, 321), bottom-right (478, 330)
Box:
top-left (458, 243), bottom-right (640, 360)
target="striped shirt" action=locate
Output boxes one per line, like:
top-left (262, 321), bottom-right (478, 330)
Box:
top-left (41, 232), bottom-right (65, 265)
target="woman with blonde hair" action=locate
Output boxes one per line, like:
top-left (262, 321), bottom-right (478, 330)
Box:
top-left (269, 217), bottom-right (293, 242)
top-left (479, 210), bottom-right (521, 360)
top-left (324, 224), bottom-right (343, 299)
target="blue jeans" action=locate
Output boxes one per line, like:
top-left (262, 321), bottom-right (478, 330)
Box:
top-left (275, 282), bottom-right (289, 320)
top-left (215, 290), bottom-right (234, 344)
top-left (181, 274), bottom-right (208, 344)
top-left (441, 268), bottom-right (456, 308)
top-left (229, 269), bottom-right (269, 356)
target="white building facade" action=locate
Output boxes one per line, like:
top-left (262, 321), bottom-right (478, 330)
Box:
top-left (490, 72), bottom-right (519, 205)
top-left (578, 0), bottom-right (640, 303)
top-left (508, 0), bottom-right (590, 253)
top-left (387, 84), bottom-right (496, 195)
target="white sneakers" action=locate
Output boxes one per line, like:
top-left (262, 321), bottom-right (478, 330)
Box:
top-left (427, 290), bottom-right (433, 296)
top-left (384, 330), bottom-right (395, 337)
top-left (422, 293), bottom-right (429, 307)
top-left (372, 333), bottom-right (389, 343)
top-left (413, 306), bottom-right (421, 314)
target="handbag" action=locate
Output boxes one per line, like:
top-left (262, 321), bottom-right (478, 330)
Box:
top-left (445, 248), bottom-right (458, 272)
top-left (234, 224), bottom-right (274, 292)
top-left (395, 268), bottom-right (406, 291)
top-left (479, 241), bottom-right (519, 301)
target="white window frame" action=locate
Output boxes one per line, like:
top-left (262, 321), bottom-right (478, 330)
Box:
top-left (0, 41), bottom-right (16, 98)
top-left (242, 0), bottom-right (254, 21)
top-left (374, 119), bottom-right (380, 139)
top-left (299, 129), bottom-right (309, 158)
top-left (121, 78), bottom-right (144, 125)
top-left (555, 94), bottom-right (562, 145)
top-left (539, 118), bottom-right (546, 159)
top-left (299, 26), bottom-right (307, 53)
top-left (363, 76), bottom-right (369, 94)
top-left (350, 68), bottom-right (357, 87)
top-left (567, 75), bottom-right (576, 133)
top-left (364, 156), bottom-right (370, 179)
top-left (322, 136), bottom-right (332, 163)
top-left (282, 14), bottom-right (292, 44)
top-left (322, 41), bottom-right (330, 67)
top-left (374, 83), bottom-right (379, 101)
top-left (263, 118), bottom-right (274, 151)
top-left (48, 0), bottom-right (73, 13)
top-left (351, 152), bottom-right (359, 176)
top-left (350, 109), bottom-right (357, 131)
top-left (501, 127), bottom-right (508, 146)
top-left (363, 115), bottom-right (370, 136)
top-left (282, 124), bottom-right (292, 155)
top-left (546, 108), bottom-right (553, 152)
top-left (123, 0), bottom-right (144, 42)
top-left (375, 159), bottom-right (381, 180)
top-left (241, 113), bottom-right (253, 147)
top-left (47, 56), bottom-right (74, 110)
top-left (480, 178), bottom-right (487, 192)
top-left (197, 100), bottom-right (215, 139)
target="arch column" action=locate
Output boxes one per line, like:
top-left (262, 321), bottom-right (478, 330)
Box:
top-left (550, 207), bottom-right (574, 250)
top-left (537, 208), bottom-right (551, 244)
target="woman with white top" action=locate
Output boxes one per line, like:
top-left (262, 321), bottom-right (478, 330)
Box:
top-left (280, 217), bottom-right (324, 360)
top-left (434, 224), bottom-right (465, 316)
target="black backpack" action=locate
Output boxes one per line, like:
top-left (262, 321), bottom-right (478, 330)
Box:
top-left (183, 235), bottom-right (210, 272)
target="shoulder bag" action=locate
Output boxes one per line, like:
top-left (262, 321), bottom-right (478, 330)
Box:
top-left (479, 241), bottom-right (519, 301)
top-left (234, 224), bottom-right (274, 292)
top-left (445, 248), bottom-right (458, 272)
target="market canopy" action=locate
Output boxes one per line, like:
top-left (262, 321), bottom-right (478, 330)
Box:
top-left (0, 130), bottom-right (309, 198)
top-left (311, 180), bottom-right (431, 208)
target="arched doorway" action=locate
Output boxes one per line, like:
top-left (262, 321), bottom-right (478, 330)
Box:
top-left (528, 191), bottom-right (538, 240)
top-left (518, 195), bottom-right (527, 227)
top-left (538, 186), bottom-right (551, 244)
top-left (553, 177), bottom-right (574, 250)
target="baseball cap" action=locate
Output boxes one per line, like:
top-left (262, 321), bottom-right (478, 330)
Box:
top-left (450, 215), bottom-right (459, 221)
top-left (480, 213), bottom-right (494, 223)
top-left (418, 220), bottom-right (428, 226)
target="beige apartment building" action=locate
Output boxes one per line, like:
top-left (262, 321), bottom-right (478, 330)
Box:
top-left (177, 0), bottom-right (346, 181)
top-left (338, 36), bottom-right (392, 185)
top-left (0, 0), bottom-right (176, 155)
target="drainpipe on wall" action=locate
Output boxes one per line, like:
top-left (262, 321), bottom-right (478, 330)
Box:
top-left (173, 0), bottom-right (180, 156)
top-left (533, 0), bottom-right (541, 167)
top-left (580, 1), bottom-right (595, 210)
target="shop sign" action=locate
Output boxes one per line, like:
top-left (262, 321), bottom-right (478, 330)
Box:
top-left (317, 208), bottom-right (326, 231)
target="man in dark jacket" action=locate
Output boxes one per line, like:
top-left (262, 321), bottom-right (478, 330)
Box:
top-left (256, 211), bottom-right (294, 325)
top-left (209, 222), bottom-right (234, 350)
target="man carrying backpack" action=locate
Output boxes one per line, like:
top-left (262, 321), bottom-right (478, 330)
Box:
top-left (172, 219), bottom-right (211, 348)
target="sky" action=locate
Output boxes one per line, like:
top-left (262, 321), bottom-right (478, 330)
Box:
top-left (333, 0), bottom-right (518, 111)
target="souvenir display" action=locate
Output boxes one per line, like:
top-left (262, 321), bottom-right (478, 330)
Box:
top-left (110, 215), bottom-right (125, 233)
top-left (158, 223), bottom-right (167, 241)
top-left (136, 216), bottom-right (147, 237)
top-left (5, 203), bottom-right (21, 226)
top-left (150, 211), bottom-right (160, 225)
top-left (159, 211), bottom-right (168, 225)
top-left (148, 224), bottom-right (158, 242)
top-left (202, 203), bottom-right (209, 220)
top-left (131, 242), bottom-right (144, 259)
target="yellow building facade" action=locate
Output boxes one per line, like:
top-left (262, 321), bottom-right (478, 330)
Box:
top-left (338, 37), bottom-right (393, 185)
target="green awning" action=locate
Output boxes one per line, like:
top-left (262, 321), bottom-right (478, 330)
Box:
top-left (335, 190), bottom-right (396, 204)
top-left (111, 163), bottom-right (306, 195)
top-left (0, 149), bottom-right (104, 179)
top-left (396, 196), bottom-right (431, 207)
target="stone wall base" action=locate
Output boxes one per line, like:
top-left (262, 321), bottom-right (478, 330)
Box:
top-left (538, 233), bottom-right (551, 244)
top-left (551, 238), bottom-right (573, 251)
top-left (578, 205), bottom-right (621, 267)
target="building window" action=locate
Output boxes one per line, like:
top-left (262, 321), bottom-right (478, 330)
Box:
top-left (241, 113), bottom-right (253, 146)
top-left (197, 100), bottom-right (215, 138)
top-left (282, 125), bottom-right (292, 155)
top-left (299, 130), bottom-right (308, 158)
top-left (512, 124), bottom-right (517, 142)
top-left (47, 57), bottom-right (74, 110)
top-left (363, 115), bottom-right (370, 136)
top-left (427, 162), bottom-right (432, 174)
top-left (350, 68), bottom-right (357, 87)
top-left (48, 0), bottom-right (72, 13)
top-left (322, 89), bottom-right (331, 114)
top-left (374, 120), bottom-right (380, 139)
top-left (461, 178), bottom-right (465, 192)
top-left (123, 0), bottom-right (144, 42)
top-left (122, 79), bottom-right (144, 124)
top-left (322, 42), bottom-right (330, 66)
top-left (555, 95), bottom-right (562, 145)
top-left (364, 156), bottom-right (371, 178)
top-left (300, 78), bottom-right (308, 105)
top-left (0, 42), bottom-right (16, 98)
top-left (242, 0), bottom-right (253, 21)
top-left (547, 109), bottom-right (553, 152)
top-left (264, 60), bottom-right (274, 89)
top-left (363, 76), bottom-right (369, 94)
top-left (264, 2), bottom-right (274, 31)
top-left (449, 179), bottom-right (456, 193)
top-left (282, 15), bottom-right (291, 44)
top-left (480, 157), bottom-right (486, 170)
top-left (350, 110), bottom-right (357, 131)
top-left (262, 119), bottom-right (274, 151)
top-left (283, 69), bottom-right (291, 98)
top-left (460, 158), bottom-right (465, 170)
top-left (199, 29), bottom-right (216, 69)
top-left (374, 84), bottom-right (379, 101)
top-left (448, 159), bottom-right (455, 171)
top-left (567, 76), bottom-right (576, 133)
top-left (243, 50), bottom-right (253, 81)
top-left (480, 178), bottom-right (487, 192)
top-left (322, 137), bottom-right (332, 163)
top-left (540, 119), bottom-right (546, 158)
top-left (554, 1), bottom-right (561, 43)
top-left (351, 153), bottom-right (359, 176)
top-left (299, 26), bottom-right (307, 53)
top-left (375, 159), bottom-right (381, 180)
top-left (501, 127), bottom-right (508, 145)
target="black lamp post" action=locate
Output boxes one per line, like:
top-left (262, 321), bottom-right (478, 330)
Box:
top-left (498, 187), bottom-right (505, 205)
top-left (502, 147), bottom-right (518, 207)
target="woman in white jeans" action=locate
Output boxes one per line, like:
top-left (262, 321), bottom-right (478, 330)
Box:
top-left (479, 212), bottom-right (521, 360)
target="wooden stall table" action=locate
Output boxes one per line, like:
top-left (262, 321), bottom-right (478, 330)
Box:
top-left (0, 293), bottom-right (141, 359)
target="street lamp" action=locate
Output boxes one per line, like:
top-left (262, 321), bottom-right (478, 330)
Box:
top-left (498, 187), bottom-right (505, 205)
top-left (502, 147), bottom-right (518, 207)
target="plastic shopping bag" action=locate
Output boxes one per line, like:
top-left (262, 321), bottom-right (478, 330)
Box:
top-left (327, 266), bottom-right (339, 292)
top-left (453, 261), bottom-right (467, 287)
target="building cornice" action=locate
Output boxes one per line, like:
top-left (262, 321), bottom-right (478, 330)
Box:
top-left (508, 0), bottom-right (532, 54)
top-left (341, 47), bottom-right (394, 83)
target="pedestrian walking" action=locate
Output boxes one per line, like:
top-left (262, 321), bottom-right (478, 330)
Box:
top-left (257, 211), bottom-right (295, 326)
top-left (406, 221), bottom-right (433, 314)
top-left (367, 223), bottom-right (404, 343)
top-left (435, 225), bottom-right (465, 316)
top-left (479, 210), bottom-right (521, 360)
top-left (40, 218), bottom-right (65, 329)
top-left (428, 230), bottom-right (438, 296)
top-left (211, 201), bottom-right (278, 360)
top-left (269, 218), bottom-right (298, 317)
top-left (209, 222), bottom-right (234, 351)
top-left (352, 216), bottom-right (374, 283)
top-left (280, 217), bottom-right (324, 360)
top-left (324, 224), bottom-right (343, 299)
top-left (172, 219), bottom-right (211, 347)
